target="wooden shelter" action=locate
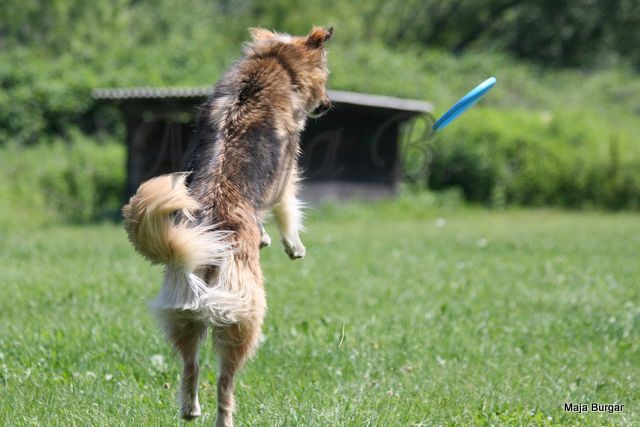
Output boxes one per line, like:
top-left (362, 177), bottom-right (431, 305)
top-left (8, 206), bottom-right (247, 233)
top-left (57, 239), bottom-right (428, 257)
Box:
top-left (92, 87), bottom-right (433, 201)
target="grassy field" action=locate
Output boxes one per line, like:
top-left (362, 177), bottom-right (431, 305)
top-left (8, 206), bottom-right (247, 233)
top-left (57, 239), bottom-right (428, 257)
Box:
top-left (1, 200), bottom-right (639, 426)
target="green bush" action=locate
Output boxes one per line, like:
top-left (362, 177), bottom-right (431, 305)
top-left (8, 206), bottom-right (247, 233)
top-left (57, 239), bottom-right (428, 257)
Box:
top-left (428, 108), bottom-right (640, 210)
top-left (1, 0), bottom-right (639, 216)
top-left (0, 132), bottom-right (125, 227)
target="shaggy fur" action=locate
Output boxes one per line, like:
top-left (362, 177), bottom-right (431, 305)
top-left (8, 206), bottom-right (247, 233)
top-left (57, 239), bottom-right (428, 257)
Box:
top-left (122, 26), bottom-right (332, 426)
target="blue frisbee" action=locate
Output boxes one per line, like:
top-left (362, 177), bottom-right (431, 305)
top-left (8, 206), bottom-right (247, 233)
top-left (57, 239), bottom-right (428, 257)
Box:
top-left (432, 77), bottom-right (496, 132)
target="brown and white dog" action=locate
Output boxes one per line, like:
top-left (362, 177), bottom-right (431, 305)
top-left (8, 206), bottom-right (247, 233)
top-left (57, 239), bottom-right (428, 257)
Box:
top-left (122, 27), bottom-right (332, 426)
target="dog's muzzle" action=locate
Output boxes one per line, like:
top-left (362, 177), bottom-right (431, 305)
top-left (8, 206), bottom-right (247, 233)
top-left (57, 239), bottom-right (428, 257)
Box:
top-left (308, 99), bottom-right (332, 118)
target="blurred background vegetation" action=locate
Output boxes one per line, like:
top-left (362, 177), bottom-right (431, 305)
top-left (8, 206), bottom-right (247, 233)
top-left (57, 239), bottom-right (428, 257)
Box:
top-left (1, 0), bottom-right (639, 226)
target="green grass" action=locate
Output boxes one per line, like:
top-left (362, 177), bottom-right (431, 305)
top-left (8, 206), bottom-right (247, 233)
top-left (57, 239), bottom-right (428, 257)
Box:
top-left (1, 201), bottom-right (639, 426)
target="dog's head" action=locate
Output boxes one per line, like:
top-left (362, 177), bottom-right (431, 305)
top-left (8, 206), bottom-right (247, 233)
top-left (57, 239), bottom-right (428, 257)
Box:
top-left (245, 26), bottom-right (333, 118)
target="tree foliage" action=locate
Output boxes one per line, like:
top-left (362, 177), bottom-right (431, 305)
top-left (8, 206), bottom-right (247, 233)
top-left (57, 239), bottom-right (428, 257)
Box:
top-left (367, 0), bottom-right (640, 68)
top-left (1, 0), bottom-right (637, 145)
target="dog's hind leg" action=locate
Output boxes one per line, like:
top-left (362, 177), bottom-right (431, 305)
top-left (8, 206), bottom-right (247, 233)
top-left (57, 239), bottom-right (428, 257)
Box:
top-left (273, 168), bottom-right (305, 260)
top-left (213, 317), bottom-right (263, 427)
top-left (165, 318), bottom-right (207, 420)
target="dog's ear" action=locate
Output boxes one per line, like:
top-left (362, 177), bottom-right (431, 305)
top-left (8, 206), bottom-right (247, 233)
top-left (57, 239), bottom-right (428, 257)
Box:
top-left (305, 26), bottom-right (333, 49)
top-left (249, 27), bottom-right (277, 42)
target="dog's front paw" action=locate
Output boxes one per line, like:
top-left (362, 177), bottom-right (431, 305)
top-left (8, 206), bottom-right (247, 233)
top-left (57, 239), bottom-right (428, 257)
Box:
top-left (259, 231), bottom-right (272, 249)
top-left (283, 239), bottom-right (305, 260)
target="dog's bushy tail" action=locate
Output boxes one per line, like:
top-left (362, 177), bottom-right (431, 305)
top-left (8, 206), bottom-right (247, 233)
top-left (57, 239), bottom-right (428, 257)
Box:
top-left (123, 174), bottom-right (247, 323)
top-left (123, 173), bottom-right (230, 271)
